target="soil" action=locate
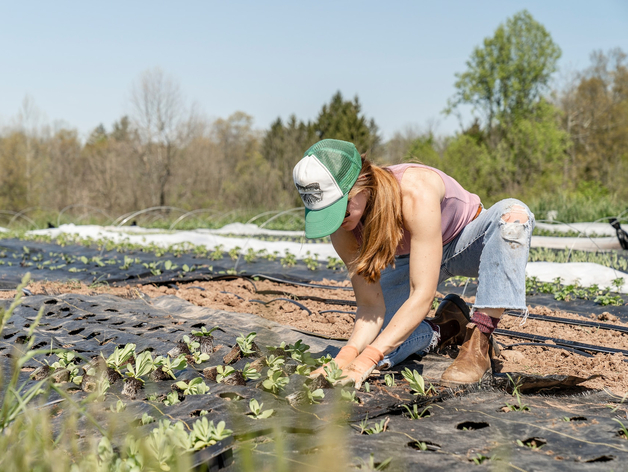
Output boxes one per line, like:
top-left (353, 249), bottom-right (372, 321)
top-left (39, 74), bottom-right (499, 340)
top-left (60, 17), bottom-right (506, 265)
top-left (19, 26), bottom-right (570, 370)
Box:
top-left (5, 278), bottom-right (628, 395)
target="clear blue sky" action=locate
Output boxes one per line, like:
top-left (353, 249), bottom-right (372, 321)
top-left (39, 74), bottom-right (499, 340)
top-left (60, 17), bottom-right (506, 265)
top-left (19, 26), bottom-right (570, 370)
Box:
top-left (1, 1), bottom-right (627, 140)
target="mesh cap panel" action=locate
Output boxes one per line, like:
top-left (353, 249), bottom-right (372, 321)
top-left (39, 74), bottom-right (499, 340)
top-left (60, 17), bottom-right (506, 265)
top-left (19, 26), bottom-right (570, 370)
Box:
top-left (304, 140), bottom-right (361, 193)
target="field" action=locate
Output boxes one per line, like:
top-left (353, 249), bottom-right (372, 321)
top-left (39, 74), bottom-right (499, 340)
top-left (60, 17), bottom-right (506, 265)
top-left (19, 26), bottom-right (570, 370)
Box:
top-left (1, 224), bottom-right (628, 472)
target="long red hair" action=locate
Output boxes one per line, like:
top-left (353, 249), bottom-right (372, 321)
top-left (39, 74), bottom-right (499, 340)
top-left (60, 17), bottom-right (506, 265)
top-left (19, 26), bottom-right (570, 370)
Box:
top-left (349, 157), bottom-right (404, 283)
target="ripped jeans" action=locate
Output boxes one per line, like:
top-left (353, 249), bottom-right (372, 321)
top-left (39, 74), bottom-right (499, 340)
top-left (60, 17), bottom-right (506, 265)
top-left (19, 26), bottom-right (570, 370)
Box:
top-left (379, 198), bottom-right (535, 368)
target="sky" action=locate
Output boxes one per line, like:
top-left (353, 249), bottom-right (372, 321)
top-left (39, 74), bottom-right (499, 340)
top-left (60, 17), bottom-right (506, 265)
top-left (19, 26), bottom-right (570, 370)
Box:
top-left (1, 1), bottom-right (627, 140)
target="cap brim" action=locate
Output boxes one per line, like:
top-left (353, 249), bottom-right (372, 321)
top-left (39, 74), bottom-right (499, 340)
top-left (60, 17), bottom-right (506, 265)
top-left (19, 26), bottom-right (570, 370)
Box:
top-left (304, 195), bottom-right (348, 239)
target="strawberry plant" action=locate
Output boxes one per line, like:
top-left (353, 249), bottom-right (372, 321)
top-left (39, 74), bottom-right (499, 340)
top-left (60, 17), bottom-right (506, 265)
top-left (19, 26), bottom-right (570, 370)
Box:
top-left (175, 377), bottom-right (210, 395)
top-left (248, 398), bottom-right (274, 419)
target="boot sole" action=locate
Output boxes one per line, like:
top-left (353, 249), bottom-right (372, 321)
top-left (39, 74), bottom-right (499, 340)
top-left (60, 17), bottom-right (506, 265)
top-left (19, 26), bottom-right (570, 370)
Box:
top-left (439, 368), bottom-right (493, 388)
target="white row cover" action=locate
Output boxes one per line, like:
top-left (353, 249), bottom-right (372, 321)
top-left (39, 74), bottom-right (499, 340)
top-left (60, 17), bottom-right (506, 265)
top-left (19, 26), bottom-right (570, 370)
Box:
top-left (19, 224), bottom-right (628, 293)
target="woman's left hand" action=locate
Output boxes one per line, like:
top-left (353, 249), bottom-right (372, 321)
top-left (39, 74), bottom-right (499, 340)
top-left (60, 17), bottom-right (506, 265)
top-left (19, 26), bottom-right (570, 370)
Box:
top-left (341, 345), bottom-right (384, 389)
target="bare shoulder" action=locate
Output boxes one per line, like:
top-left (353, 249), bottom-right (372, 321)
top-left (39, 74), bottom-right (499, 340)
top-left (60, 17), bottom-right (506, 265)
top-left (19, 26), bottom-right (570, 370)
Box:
top-left (399, 166), bottom-right (445, 203)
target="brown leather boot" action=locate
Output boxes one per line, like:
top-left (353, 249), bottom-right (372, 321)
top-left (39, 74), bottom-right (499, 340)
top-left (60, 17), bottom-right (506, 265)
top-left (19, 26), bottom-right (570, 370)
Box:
top-left (439, 322), bottom-right (492, 386)
top-left (429, 294), bottom-right (471, 348)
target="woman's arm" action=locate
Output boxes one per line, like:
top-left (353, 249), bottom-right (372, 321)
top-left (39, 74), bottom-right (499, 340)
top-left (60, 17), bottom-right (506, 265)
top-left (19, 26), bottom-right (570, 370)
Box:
top-left (330, 227), bottom-right (386, 353)
top-left (369, 168), bottom-right (444, 355)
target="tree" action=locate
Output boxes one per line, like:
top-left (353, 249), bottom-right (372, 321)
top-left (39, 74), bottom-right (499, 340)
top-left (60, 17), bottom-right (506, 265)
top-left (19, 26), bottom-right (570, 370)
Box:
top-left (261, 115), bottom-right (316, 205)
top-left (129, 68), bottom-right (201, 207)
top-left (314, 92), bottom-right (380, 156)
top-left (446, 10), bottom-right (561, 135)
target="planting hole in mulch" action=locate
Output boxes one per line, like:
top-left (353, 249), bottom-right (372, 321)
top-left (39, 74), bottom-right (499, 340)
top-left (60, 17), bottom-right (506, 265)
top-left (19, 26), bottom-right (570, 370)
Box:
top-left (518, 437), bottom-right (547, 449)
top-left (219, 392), bottom-right (245, 401)
top-left (408, 440), bottom-right (441, 452)
top-left (456, 421), bottom-right (490, 431)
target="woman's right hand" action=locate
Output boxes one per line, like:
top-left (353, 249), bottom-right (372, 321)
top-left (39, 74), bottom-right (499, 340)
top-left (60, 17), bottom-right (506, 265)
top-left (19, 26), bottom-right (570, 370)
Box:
top-left (309, 345), bottom-right (359, 377)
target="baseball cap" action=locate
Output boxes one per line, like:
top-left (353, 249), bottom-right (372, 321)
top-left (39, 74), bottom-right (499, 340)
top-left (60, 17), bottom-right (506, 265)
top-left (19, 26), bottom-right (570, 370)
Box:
top-left (293, 139), bottom-right (362, 238)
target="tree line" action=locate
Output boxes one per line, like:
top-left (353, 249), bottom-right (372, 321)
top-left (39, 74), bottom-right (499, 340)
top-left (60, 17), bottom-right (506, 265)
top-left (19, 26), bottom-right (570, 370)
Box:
top-left (0, 10), bottom-right (626, 223)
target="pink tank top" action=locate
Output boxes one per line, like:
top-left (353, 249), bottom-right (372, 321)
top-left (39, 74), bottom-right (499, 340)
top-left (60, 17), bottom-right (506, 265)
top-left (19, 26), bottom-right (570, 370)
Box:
top-left (352, 163), bottom-right (481, 254)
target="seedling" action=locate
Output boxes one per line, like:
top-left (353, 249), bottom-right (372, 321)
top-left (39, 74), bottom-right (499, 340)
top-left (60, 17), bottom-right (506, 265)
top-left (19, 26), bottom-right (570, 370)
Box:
top-left (384, 374), bottom-right (396, 387)
top-left (295, 364), bottom-right (313, 376)
top-left (403, 404), bottom-right (431, 420)
top-left (402, 368), bottom-right (430, 396)
top-left (326, 256), bottom-right (344, 271)
top-left (175, 377), bottom-right (210, 395)
top-left (354, 454), bottom-right (391, 471)
top-left (341, 389), bottom-right (360, 404)
top-left (303, 251), bottom-right (319, 271)
top-left (285, 340), bottom-right (312, 363)
top-left (358, 416), bottom-right (390, 435)
top-left (191, 351), bottom-right (210, 364)
top-left (190, 418), bottom-right (232, 450)
top-left (50, 351), bottom-right (83, 385)
top-left (125, 351), bottom-right (155, 383)
top-left (471, 453), bottom-right (493, 465)
top-left (215, 366), bottom-right (236, 383)
top-left (241, 363), bottom-right (261, 381)
top-left (307, 388), bottom-right (325, 404)
top-left (323, 361), bottom-right (347, 384)
top-left (191, 326), bottom-right (219, 337)
top-left (163, 391), bottom-right (181, 406)
top-left (141, 413), bottom-right (155, 425)
top-left (414, 441), bottom-right (429, 451)
top-left (153, 354), bottom-right (187, 379)
top-left (103, 343), bottom-right (136, 375)
top-left (265, 355), bottom-right (285, 369)
top-left (615, 418), bottom-right (628, 439)
top-left (210, 245), bottom-right (224, 260)
top-left (364, 382), bottom-right (370, 393)
top-left (248, 398), bottom-right (274, 419)
top-left (280, 251), bottom-right (297, 267)
top-left (183, 335), bottom-right (201, 353)
top-left (236, 332), bottom-right (257, 356)
top-left (164, 260), bottom-right (178, 271)
top-left (504, 374), bottom-right (530, 412)
top-left (516, 438), bottom-right (544, 449)
top-left (228, 246), bottom-right (241, 261)
top-left (110, 399), bottom-right (126, 413)
top-left (243, 248), bottom-right (257, 263)
top-left (262, 368), bottom-right (289, 394)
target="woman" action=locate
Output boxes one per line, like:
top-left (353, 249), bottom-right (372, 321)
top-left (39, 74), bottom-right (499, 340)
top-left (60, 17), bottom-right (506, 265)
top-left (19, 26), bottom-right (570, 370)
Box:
top-left (293, 139), bottom-right (534, 389)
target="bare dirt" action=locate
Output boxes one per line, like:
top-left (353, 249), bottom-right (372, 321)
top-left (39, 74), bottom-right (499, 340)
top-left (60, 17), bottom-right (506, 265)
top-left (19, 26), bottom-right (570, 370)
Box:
top-left (4, 278), bottom-right (628, 395)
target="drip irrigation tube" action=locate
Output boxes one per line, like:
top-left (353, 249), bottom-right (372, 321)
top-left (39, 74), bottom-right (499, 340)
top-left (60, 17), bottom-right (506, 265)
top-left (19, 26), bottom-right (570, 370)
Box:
top-left (504, 310), bottom-right (628, 334)
top-left (498, 342), bottom-right (594, 358)
top-left (249, 274), bottom-right (353, 291)
top-left (494, 328), bottom-right (628, 357)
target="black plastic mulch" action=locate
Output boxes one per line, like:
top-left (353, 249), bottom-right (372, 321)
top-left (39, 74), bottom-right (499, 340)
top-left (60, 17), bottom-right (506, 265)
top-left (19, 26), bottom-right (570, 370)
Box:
top-left (0, 238), bottom-right (349, 290)
top-left (2, 293), bottom-right (627, 470)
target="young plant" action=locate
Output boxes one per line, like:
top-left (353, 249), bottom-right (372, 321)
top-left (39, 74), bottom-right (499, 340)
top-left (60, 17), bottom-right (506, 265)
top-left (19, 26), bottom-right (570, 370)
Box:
top-left (280, 251), bottom-right (297, 267)
top-left (262, 368), bottom-right (289, 394)
top-left (241, 363), bottom-right (261, 381)
top-left (472, 453), bottom-right (493, 465)
top-left (354, 454), bottom-right (392, 471)
top-left (248, 398), bottom-right (274, 419)
top-left (358, 416), bottom-right (390, 435)
top-left (190, 418), bottom-right (233, 450)
top-left (153, 354), bottom-right (187, 379)
top-left (341, 388), bottom-right (360, 404)
top-left (504, 374), bottom-right (530, 412)
top-left (384, 374), bottom-right (396, 387)
top-left (175, 377), bottom-right (210, 395)
top-left (191, 326), bottom-right (219, 337)
top-left (228, 246), bottom-right (241, 261)
top-left (210, 245), bottom-right (224, 260)
top-left (403, 404), bottom-right (431, 420)
top-left (265, 354), bottom-right (285, 369)
top-left (215, 365), bottom-right (236, 383)
top-left (296, 364), bottom-right (313, 376)
top-left (103, 343), bottom-right (136, 375)
top-left (163, 391), bottom-right (181, 406)
top-left (236, 332), bottom-right (257, 356)
top-left (191, 351), bottom-right (210, 364)
top-left (303, 251), bottom-right (319, 271)
top-left (125, 351), bottom-right (155, 383)
top-left (402, 368), bottom-right (429, 396)
top-left (614, 418), bottom-right (628, 439)
top-left (323, 361), bottom-right (347, 384)
top-left (50, 351), bottom-right (83, 385)
top-left (307, 388), bottom-right (325, 405)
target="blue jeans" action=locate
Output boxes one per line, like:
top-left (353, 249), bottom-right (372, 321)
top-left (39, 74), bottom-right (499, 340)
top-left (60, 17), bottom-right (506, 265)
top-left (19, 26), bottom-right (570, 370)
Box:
top-left (379, 199), bottom-right (535, 368)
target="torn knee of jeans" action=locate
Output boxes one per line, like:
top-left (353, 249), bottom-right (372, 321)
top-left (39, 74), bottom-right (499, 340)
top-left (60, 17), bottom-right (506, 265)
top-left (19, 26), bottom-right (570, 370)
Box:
top-left (500, 204), bottom-right (531, 245)
top-left (501, 204), bottom-right (529, 224)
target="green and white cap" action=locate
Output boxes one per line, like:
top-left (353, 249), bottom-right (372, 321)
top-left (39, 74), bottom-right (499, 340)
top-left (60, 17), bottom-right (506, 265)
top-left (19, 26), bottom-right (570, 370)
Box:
top-left (293, 139), bottom-right (362, 238)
